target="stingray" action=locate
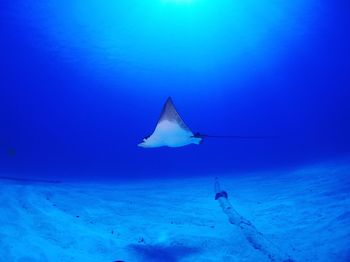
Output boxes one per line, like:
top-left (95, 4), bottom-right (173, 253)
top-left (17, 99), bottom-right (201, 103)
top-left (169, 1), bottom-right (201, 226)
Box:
top-left (138, 97), bottom-right (201, 148)
top-left (138, 97), bottom-right (274, 148)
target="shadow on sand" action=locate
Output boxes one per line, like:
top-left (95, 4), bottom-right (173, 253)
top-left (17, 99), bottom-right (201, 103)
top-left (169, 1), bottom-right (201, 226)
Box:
top-left (128, 244), bottom-right (201, 262)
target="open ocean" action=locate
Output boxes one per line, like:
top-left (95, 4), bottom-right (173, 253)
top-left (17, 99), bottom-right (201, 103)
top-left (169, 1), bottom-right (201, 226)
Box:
top-left (1, 0), bottom-right (349, 261)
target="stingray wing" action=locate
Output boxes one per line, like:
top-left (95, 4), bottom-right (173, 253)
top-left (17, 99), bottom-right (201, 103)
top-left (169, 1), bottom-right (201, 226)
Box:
top-left (157, 97), bottom-right (192, 133)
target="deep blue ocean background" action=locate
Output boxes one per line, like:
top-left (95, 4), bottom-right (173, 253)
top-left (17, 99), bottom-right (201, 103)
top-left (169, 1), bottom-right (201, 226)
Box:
top-left (1, 0), bottom-right (349, 180)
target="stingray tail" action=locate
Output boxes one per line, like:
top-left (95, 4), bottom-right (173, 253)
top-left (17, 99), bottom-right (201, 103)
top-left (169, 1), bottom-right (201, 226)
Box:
top-left (193, 132), bottom-right (277, 139)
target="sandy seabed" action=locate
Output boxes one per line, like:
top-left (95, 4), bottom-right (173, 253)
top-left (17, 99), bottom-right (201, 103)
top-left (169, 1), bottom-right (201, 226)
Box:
top-left (0, 164), bottom-right (349, 261)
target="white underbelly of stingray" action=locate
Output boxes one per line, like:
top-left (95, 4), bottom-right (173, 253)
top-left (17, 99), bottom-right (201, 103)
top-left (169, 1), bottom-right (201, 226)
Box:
top-left (145, 120), bottom-right (196, 148)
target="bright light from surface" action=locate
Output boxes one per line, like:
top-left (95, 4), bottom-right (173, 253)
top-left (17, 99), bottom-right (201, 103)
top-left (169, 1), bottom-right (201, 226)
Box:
top-left (16, 0), bottom-right (317, 94)
top-left (161, 0), bottom-right (196, 4)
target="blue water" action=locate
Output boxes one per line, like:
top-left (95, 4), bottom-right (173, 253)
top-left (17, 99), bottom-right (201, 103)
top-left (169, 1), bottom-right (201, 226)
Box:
top-left (1, 1), bottom-right (350, 261)
top-left (2, 0), bottom-right (349, 180)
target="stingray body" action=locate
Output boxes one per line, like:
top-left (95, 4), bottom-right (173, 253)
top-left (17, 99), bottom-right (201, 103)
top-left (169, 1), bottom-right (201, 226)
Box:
top-left (138, 97), bottom-right (202, 148)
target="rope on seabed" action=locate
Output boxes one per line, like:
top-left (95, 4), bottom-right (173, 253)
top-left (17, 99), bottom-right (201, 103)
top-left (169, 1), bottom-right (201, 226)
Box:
top-left (214, 177), bottom-right (295, 262)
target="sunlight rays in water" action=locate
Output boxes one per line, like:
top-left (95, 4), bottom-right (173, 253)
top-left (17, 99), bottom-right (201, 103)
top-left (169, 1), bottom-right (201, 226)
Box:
top-left (14, 0), bottom-right (319, 93)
